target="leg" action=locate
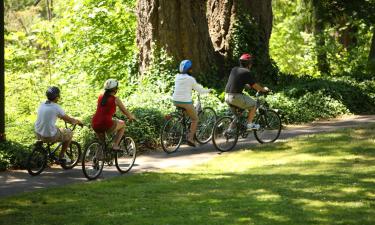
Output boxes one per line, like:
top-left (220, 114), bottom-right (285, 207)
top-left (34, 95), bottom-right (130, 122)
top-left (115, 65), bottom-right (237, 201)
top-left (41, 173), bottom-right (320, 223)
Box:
top-left (112, 120), bottom-right (126, 149)
top-left (58, 128), bottom-right (73, 159)
top-left (175, 103), bottom-right (198, 143)
top-left (247, 106), bottom-right (256, 123)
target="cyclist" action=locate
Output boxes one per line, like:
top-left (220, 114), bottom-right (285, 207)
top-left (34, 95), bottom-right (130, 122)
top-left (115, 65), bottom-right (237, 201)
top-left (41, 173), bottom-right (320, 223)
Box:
top-left (224, 53), bottom-right (269, 130)
top-left (172, 59), bottom-right (210, 147)
top-left (92, 79), bottom-right (136, 150)
top-left (34, 86), bottom-right (83, 164)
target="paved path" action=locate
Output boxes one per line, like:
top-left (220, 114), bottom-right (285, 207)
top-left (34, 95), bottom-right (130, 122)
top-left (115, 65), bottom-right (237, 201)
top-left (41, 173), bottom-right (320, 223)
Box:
top-left (1, 115), bottom-right (374, 198)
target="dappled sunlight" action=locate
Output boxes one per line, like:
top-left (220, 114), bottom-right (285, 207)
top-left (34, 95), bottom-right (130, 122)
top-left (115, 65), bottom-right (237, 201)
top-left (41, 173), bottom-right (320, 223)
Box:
top-left (258, 211), bottom-right (290, 222)
top-left (1, 127), bottom-right (375, 224)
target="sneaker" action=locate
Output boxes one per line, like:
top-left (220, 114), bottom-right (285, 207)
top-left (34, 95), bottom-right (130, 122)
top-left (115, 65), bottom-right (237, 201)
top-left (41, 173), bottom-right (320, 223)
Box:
top-left (56, 158), bottom-right (67, 165)
top-left (63, 155), bottom-right (72, 164)
top-left (186, 140), bottom-right (196, 147)
top-left (247, 123), bottom-right (260, 130)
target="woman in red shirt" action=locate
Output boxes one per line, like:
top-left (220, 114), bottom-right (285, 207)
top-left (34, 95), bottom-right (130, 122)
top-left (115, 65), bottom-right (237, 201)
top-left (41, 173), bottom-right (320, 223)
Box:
top-left (92, 79), bottom-right (136, 150)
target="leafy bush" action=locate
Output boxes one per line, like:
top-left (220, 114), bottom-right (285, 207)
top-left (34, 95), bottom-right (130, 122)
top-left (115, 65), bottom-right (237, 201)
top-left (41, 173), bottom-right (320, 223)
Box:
top-left (0, 141), bottom-right (30, 171)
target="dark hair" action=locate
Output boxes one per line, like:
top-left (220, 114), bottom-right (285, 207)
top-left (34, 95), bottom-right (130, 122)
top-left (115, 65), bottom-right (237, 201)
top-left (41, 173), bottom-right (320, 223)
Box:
top-left (239, 60), bottom-right (251, 68)
top-left (100, 90), bottom-right (112, 106)
top-left (46, 86), bottom-right (60, 101)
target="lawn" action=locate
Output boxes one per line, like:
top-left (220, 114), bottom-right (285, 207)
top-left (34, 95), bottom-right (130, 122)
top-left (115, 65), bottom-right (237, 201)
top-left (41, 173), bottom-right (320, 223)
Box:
top-left (0, 125), bottom-right (374, 225)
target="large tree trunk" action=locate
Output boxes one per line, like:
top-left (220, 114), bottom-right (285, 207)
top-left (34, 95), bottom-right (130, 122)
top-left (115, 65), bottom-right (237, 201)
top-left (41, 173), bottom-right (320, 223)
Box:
top-left (0, 0), bottom-right (5, 142)
top-left (206, 0), bottom-right (273, 58)
top-left (137, 0), bottom-right (216, 76)
top-left (369, 28), bottom-right (375, 62)
top-left (312, 0), bottom-right (330, 75)
top-left (137, 0), bottom-right (273, 81)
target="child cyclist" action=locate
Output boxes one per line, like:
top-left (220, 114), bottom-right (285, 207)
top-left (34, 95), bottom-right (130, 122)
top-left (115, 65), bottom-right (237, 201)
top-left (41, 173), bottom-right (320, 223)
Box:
top-left (91, 79), bottom-right (136, 150)
top-left (34, 86), bottom-right (83, 164)
top-left (172, 60), bottom-right (211, 147)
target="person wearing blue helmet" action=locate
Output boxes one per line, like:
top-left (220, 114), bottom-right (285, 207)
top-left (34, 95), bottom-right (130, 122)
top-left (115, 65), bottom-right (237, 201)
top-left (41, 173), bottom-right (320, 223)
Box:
top-left (172, 59), bottom-right (211, 147)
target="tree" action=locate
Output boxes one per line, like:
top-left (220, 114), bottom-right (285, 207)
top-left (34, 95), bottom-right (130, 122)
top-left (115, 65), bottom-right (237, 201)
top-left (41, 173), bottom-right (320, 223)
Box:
top-left (1, 0), bottom-right (5, 141)
top-left (136, 0), bottom-right (274, 83)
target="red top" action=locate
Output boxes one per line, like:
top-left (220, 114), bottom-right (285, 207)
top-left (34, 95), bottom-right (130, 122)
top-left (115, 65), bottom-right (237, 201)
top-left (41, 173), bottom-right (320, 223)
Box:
top-left (92, 94), bottom-right (116, 133)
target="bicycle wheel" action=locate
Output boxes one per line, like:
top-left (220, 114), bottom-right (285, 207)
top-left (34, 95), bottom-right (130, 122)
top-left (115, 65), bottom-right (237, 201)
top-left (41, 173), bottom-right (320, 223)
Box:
top-left (212, 116), bottom-right (239, 152)
top-left (195, 107), bottom-right (217, 144)
top-left (161, 115), bottom-right (184, 154)
top-left (60, 141), bottom-right (81, 169)
top-left (254, 109), bottom-right (282, 143)
top-left (27, 143), bottom-right (47, 176)
top-left (82, 141), bottom-right (105, 180)
top-left (115, 137), bottom-right (137, 173)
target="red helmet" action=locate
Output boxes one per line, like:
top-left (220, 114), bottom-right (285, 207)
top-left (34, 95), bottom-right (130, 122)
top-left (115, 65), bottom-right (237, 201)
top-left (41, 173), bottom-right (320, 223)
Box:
top-left (239, 53), bottom-right (253, 62)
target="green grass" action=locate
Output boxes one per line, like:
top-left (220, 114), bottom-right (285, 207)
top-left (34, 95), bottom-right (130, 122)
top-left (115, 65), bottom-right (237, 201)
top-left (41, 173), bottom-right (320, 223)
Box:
top-left (1, 125), bottom-right (375, 225)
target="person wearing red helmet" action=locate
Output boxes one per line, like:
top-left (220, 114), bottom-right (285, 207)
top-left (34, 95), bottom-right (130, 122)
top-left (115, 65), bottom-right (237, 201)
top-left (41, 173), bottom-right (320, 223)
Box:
top-left (224, 53), bottom-right (270, 130)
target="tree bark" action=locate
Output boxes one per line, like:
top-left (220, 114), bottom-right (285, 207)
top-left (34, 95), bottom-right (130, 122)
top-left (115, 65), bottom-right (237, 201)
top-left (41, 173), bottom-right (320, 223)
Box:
top-left (0, 0), bottom-right (5, 141)
top-left (137, 0), bottom-right (273, 80)
top-left (312, 0), bottom-right (330, 75)
top-left (369, 28), bottom-right (375, 62)
top-left (137, 0), bottom-right (216, 76)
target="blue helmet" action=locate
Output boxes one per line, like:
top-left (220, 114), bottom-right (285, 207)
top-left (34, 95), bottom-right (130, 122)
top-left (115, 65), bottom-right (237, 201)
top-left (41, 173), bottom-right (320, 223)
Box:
top-left (179, 60), bottom-right (192, 73)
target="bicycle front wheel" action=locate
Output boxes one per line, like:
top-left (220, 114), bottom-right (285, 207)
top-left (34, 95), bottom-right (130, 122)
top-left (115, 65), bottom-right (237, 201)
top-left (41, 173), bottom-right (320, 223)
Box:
top-left (195, 107), bottom-right (217, 144)
top-left (160, 115), bottom-right (184, 154)
top-left (254, 109), bottom-right (282, 143)
top-left (61, 141), bottom-right (81, 169)
top-left (115, 137), bottom-right (137, 173)
top-left (27, 144), bottom-right (47, 176)
top-left (82, 141), bottom-right (105, 180)
top-left (212, 116), bottom-right (239, 152)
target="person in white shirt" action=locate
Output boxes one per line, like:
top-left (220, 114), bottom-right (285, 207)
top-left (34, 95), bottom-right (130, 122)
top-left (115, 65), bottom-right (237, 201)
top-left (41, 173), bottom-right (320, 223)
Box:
top-left (35, 86), bottom-right (83, 164)
top-left (172, 60), bottom-right (210, 147)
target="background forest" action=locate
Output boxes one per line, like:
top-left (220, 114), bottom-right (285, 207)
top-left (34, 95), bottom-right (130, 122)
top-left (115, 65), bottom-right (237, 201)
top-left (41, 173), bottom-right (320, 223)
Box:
top-left (1, 0), bottom-right (374, 170)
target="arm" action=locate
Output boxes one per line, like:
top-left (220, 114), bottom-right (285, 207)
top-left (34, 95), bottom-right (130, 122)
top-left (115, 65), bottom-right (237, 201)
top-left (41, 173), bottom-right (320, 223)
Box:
top-left (192, 78), bottom-right (210, 95)
top-left (115, 97), bottom-right (136, 120)
top-left (59, 114), bottom-right (82, 125)
top-left (247, 83), bottom-right (269, 93)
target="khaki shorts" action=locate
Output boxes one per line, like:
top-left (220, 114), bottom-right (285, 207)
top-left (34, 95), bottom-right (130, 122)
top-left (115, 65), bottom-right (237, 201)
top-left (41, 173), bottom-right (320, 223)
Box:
top-left (36, 128), bottom-right (73, 143)
top-left (225, 93), bottom-right (256, 110)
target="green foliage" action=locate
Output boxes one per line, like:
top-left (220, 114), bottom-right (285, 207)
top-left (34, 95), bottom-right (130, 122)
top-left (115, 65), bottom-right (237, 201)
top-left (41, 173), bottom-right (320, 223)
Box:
top-left (267, 75), bottom-right (375, 123)
top-left (53, 0), bottom-right (137, 85)
top-left (230, 14), bottom-right (279, 84)
top-left (271, 0), bottom-right (374, 77)
top-left (0, 141), bottom-right (30, 171)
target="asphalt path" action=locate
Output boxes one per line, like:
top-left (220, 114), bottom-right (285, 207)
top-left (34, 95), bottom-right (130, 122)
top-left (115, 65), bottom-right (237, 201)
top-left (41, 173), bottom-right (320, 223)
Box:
top-left (1, 115), bottom-right (374, 198)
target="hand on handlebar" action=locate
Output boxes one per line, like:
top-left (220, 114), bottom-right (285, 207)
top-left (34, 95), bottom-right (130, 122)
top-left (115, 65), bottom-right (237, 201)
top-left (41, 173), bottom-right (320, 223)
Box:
top-left (263, 87), bottom-right (271, 93)
top-left (128, 114), bottom-right (137, 122)
top-left (74, 119), bottom-right (84, 127)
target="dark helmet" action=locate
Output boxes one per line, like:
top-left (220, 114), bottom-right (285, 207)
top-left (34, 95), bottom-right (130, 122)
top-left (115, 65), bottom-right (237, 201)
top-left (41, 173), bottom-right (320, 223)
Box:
top-left (179, 60), bottom-right (193, 73)
top-left (46, 86), bottom-right (60, 101)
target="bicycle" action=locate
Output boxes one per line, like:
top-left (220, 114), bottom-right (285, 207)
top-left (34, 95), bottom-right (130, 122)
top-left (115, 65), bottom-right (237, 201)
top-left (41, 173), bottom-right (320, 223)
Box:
top-left (161, 94), bottom-right (217, 154)
top-left (27, 123), bottom-right (82, 176)
top-left (82, 120), bottom-right (137, 180)
top-left (212, 91), bottom-right (282, 152)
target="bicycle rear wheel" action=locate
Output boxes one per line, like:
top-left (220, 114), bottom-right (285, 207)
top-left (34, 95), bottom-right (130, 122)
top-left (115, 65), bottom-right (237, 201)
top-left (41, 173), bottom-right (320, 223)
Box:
top-left (212, 116), bottom-right (239, 152)
top-left (254, 109), bottom-right (282, 143)
top-left (27, 143), bottom-right (47, 176)
top-left (161, 115), bottom-right (184, 154)
top-left (61, 141), bottom-right (81, 169)
top-left (115, 137), bottom-right (137, 173)
top-left (82, 141), bottom-right (105, 180)
top-left (195, 107), bottom-right (217, 144)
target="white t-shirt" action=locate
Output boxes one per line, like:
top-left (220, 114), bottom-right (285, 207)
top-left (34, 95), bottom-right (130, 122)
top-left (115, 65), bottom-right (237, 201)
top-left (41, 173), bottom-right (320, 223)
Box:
top-left (34, 102), bottom-right (65, 137)
top-left (172, 74), bottom-right (210, 102)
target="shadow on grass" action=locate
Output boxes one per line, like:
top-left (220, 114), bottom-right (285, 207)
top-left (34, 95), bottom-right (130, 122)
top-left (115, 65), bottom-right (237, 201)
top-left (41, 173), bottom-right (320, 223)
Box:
top-left (0, 126), bottom-right (374, 225)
